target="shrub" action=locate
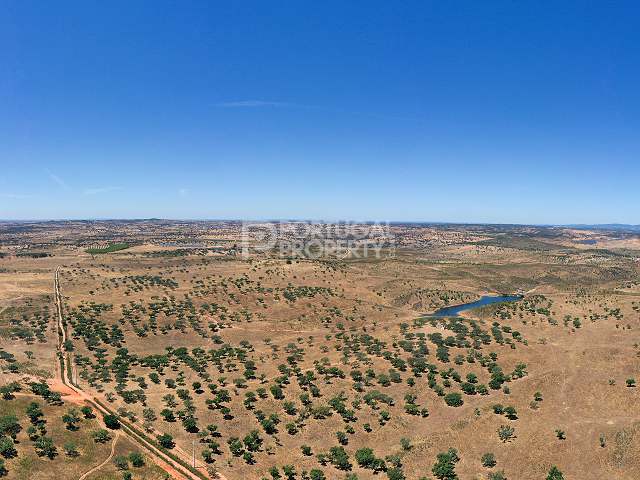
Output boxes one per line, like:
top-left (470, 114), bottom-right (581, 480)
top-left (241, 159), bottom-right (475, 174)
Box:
top-left (270, 384), bottom-right (284, 399)
top-left (387, 467), bottom-right (405, 480)
top-left (488, 472), bottom-right (506, 480)
top-left (63, 441), bottom-right (78, 457)
top-left (92, 429), bottom-right (111, 443)
top-left (547, 466), bottom-right (564, 480)
top-left (432, 448), bottom-right (459, 480)
top-left (444, 393), bottom-right (463, 407)
top-left (129, 452), bottom-right (145, 467)
top-left (103, 414), bottom-right (121, 430)
top-left (355, 448), bottom-right (376, 468)
top-left (228, 437), bottom-right (244, 456)
top-left (503, 406), bottom-right (518, 420)
top-left (400, 438), bottom-right (412, 451)
top-left (0, 438), bottom-right (17, 459)
top-left (329, 446), bottom-right (352, 470)
top-left (114, 455), bottom-right (129, 470)
top-left (34, 436), bottom-right (57, 459)
top-left (0, 416), bottom-right (21, 439)
top-left (268, 466), bottom-right (280, 479)
top-left (81, 406), bottom-right (95, 418)
top-left (497, 425), bottom-right (515, 443)
top-left (157, 433), bottom-right (174, 449)
top-left (310, 469), bottom-right (326, 480)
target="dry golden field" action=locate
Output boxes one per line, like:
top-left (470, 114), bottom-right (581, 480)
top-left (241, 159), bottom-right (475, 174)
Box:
top-left (1, 221), bottom-right (639, 480)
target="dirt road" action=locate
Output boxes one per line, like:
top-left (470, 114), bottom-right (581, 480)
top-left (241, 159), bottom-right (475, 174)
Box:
top-left (78, 431), bottom-right (120, 480)
top-left (53, 267), bottom-right (222, 480)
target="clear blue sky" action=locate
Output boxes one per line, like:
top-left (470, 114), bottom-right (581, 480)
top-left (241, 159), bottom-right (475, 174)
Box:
top-left (1, 1), bottom-right (639, 223)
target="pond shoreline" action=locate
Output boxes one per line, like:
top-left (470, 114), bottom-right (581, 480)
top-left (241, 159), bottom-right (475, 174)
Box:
top-left (425, 294), bottom-right (523, 318)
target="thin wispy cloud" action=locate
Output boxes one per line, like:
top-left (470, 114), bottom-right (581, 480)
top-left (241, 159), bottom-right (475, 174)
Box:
top-left (178, 188), bottom-right (189, 197)
top-left (216, 100), bottom-right (295, 108)
top-left (45, 169), bottom-right (70, 190)
top-left (0, 193), bottom-right (32, 199)
top-left (215, 100), bottom-right (423, 122)
top-left (83, 186), bottom-right (122, 195)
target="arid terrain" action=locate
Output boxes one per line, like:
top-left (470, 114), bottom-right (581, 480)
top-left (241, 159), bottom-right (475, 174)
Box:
top-left (1, 220), bottom-right (639, 480)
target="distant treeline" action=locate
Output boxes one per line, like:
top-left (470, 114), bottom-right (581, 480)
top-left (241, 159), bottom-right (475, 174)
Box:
top-left (86, 243), bottom-right (131, 254)
top-left (16, 251), bottom-right (52, 258)
top-left (144, 248), bottom-right (207, 257)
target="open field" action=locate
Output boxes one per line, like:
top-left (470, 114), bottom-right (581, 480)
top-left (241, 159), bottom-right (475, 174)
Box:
top-left (0, 394), bottom-right (169, 480)
top-left (1, 221), bottom-right (639, 479)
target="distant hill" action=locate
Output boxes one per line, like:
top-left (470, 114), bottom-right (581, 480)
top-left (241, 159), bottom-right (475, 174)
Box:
top-left (565, 224), bottom-right (640, 233)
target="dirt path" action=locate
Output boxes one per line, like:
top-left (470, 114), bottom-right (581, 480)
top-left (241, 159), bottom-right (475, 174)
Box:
top-left (49, 377), bottom-right (88, 404)
top-left (53, 267), bottom-right (220, 480)
top-left (78, 431), bottom-right (120, 480)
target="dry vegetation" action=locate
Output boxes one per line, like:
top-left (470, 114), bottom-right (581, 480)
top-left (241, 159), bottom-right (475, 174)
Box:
top-left (1, 221), bottom-right (639, 480)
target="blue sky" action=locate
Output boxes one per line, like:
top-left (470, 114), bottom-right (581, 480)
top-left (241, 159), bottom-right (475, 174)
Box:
top-left (1, 1), bottom-right (639, 223)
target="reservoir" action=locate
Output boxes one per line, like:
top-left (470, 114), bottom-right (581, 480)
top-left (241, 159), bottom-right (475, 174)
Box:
top-left (428, 294), bottom-right (522, 317)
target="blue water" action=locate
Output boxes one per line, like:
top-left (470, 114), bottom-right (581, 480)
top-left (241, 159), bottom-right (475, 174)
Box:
top-left (428, 295), bottom-right (522, 317)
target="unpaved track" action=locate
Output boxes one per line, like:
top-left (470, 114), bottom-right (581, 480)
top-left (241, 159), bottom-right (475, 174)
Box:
top-left (78, 431), bottom-right (120, 480)
top-left (53, 267), bottom-right (225, 480)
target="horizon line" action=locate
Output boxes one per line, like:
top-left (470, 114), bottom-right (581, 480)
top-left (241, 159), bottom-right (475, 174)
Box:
top-left (0, 217), bottom-right (638, 229)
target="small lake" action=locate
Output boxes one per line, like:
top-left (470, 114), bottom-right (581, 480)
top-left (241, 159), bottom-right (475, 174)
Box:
top-left (428, 294), bottom-right (522, 317)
